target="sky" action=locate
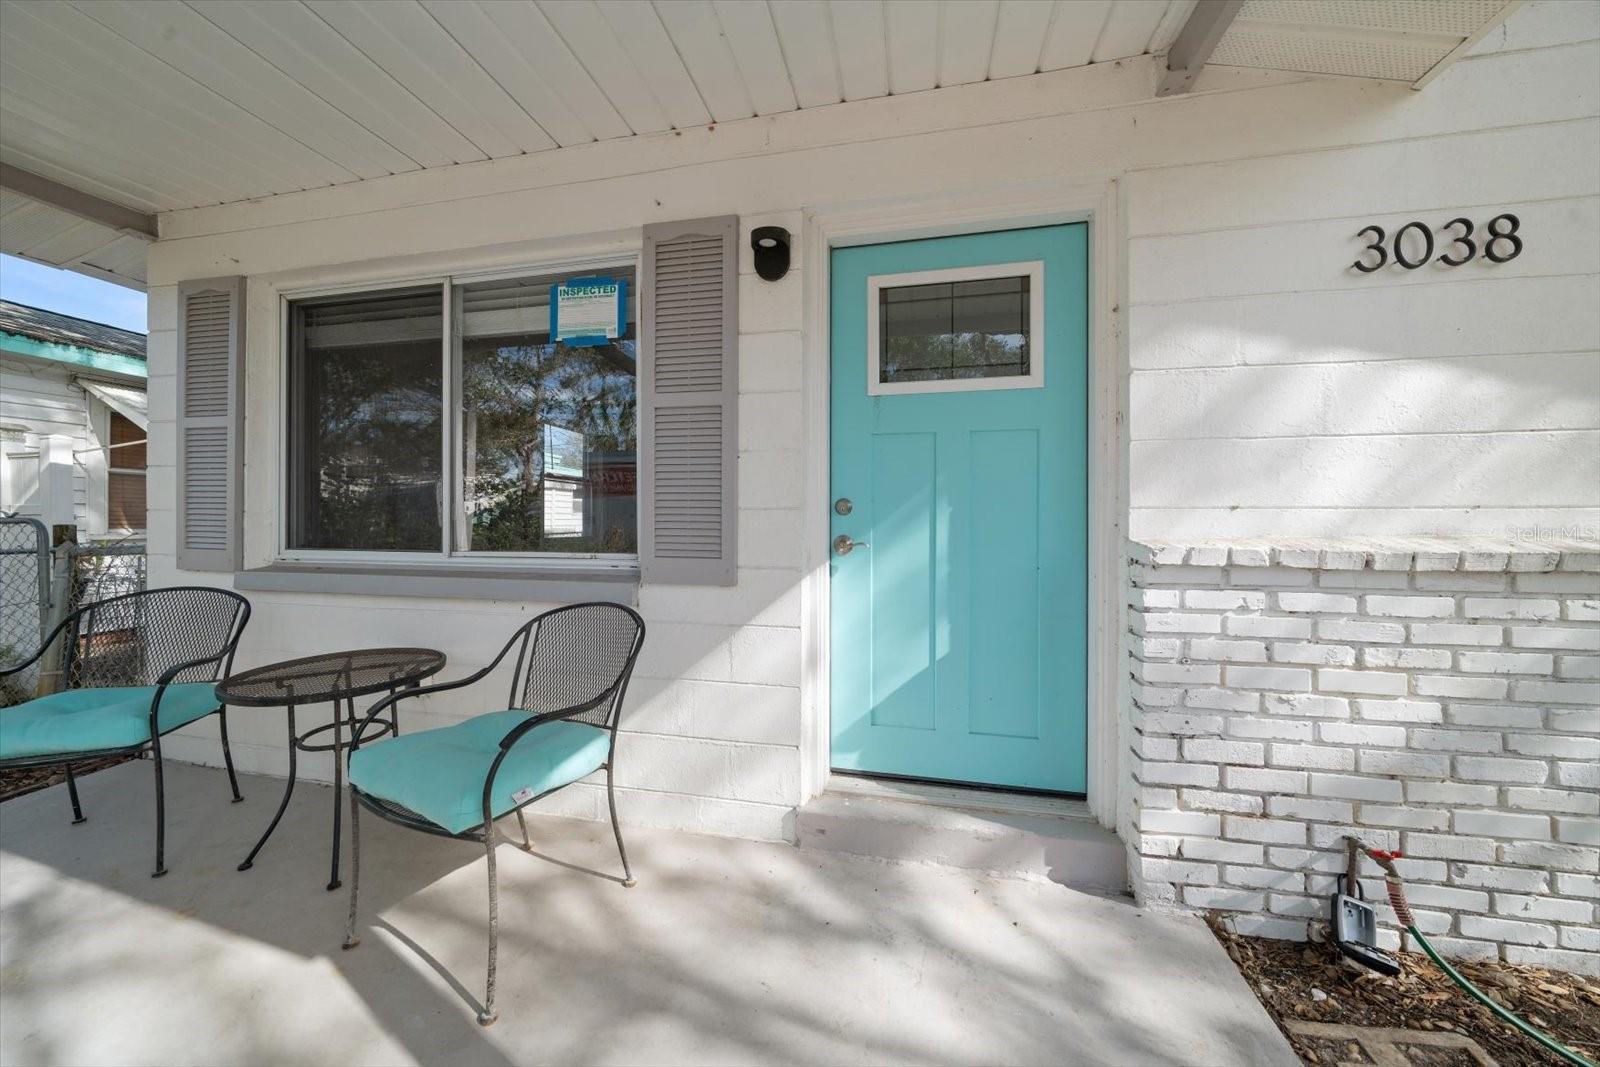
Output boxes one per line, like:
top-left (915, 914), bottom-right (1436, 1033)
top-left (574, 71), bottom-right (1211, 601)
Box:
top-left (0, 253), bottom-right (148, 333)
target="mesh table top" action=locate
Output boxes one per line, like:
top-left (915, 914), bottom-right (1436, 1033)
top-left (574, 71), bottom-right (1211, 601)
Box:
top-left (217, 647), bottom-right (445, 707)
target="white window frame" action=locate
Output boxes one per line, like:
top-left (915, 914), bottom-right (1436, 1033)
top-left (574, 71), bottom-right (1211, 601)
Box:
top-left (83, 398), bottom-right (111, 535)
top-left (865, 259), bottom-right (1045, 396)
top-left (105, 466), bottom-right (148, 533)
top-left (105, 411), bottom-right (148, 535)
top-left (275, 254), bottom-right (641, 570)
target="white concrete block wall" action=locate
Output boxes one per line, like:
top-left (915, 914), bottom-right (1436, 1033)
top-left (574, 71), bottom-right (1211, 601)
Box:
top-left (1125, 0), bottom-right (1600, 540)
top-left (149, 215), bottom-right (808, 842)
top-left (136, 4), bottom-right (1599, 848)
top-left (1126, 538), bottom-right (1600, 974)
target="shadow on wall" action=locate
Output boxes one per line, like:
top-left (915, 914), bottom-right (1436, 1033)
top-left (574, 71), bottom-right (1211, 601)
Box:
top-left (155, 563), bottom-right (809, 824)
top-left (1128, 291), bottom-right (1600, 538)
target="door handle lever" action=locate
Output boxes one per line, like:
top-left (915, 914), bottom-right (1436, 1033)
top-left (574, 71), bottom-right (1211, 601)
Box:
top-left (833, 535), bottom-right (870, 556)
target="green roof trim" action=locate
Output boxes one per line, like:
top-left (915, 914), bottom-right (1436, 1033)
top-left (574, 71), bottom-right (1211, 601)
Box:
top-left (0, 331), bottom-right (148, 379)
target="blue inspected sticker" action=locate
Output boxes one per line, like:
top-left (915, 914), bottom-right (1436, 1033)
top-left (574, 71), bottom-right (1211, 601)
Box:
top-left (551, 276), bottom-right (625, 346)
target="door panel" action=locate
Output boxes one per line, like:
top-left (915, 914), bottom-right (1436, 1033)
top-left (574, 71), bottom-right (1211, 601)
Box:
top-left (829, 224), bottom-right (1087, 793)
top-left (869, 431), bottom-right (936, 730)
top-left (969, 427), bottom-right (1040, 740)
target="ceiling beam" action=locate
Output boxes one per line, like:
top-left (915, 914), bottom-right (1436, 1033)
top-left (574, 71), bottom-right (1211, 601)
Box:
top-left (0, 163), bottom-right (158, 240)
top-left (1155, 0), bottom-right (1245, 97)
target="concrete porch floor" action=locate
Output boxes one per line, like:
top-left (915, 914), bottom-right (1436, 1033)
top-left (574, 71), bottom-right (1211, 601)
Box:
top-left (0, 761), bottom-right (1294, 1066)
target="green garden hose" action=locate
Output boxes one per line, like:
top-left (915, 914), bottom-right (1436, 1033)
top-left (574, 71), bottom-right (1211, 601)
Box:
top-left (1363, 846), bottom-right (1597, 1067)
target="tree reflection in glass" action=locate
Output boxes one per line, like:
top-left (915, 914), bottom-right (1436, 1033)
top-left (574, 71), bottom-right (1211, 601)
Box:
top-left (880, 275), bottom-right (1029, 383)
top-left (458, 271), bottom-right (637, 554)
top-left (288, 287), bottom-right (443, 551)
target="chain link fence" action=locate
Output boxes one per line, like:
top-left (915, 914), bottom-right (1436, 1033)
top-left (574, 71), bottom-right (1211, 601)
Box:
top-left (0, 521), bottom-right (147, 705)
top-left (67, 538), bottom-right (149, 614)
top-left (0, 516), bottom-right (50, 705)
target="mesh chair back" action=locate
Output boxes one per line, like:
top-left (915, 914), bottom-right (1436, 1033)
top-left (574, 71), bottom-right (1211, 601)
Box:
top-left (516, 603), bottom-right (644, 728)
top-left (66, 587), bottom-right (249, 689)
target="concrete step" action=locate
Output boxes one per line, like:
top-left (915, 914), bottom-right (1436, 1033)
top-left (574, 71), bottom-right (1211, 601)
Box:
top-left (795, 782), bottom-right (1129, 895)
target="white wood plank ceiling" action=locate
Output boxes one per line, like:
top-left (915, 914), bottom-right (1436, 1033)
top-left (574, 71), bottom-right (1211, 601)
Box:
top-left (0, 0), bottom-right (1196, 218)
top-left (0, 0), bottom-right (1522, 291)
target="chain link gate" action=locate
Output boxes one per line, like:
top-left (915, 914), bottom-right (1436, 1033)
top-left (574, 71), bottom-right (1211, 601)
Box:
top-left (0, 516), bottom-right (50, 705)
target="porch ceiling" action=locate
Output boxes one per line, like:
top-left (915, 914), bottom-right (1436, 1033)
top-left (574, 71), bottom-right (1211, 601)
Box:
top-left (0, 0), bottom-right (1520, 290)
top-left (0, 186), bottom-right (149, 289)
top-left (1214, 0), bottom-right (1521, 86)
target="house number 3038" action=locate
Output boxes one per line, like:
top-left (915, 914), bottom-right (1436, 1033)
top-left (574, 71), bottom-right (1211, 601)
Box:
top-left (1352, 214), bottom-right (1522, 272)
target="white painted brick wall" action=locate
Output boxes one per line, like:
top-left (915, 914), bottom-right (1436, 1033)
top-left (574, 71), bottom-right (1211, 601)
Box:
top-left (1127, 539), bottom-right (1600, 975)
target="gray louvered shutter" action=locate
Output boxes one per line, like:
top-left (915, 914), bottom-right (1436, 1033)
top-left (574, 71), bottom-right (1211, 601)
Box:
top-left (640, 216), bottom-right (738, 585)
top-left (176, 277), bottom-right (244, 572)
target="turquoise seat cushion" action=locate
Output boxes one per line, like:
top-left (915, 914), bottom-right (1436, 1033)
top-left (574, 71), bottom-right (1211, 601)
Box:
top-left (349, 712), bottom-right (609, 835)
top-left (0, 683), bottom-right (220, 761)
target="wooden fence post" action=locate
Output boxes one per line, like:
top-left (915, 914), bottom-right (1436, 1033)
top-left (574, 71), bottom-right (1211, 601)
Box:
top-left (36, 523), bottom-right (76, 696)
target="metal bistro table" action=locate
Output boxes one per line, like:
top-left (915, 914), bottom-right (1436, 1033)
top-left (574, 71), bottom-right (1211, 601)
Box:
top-left (220, 647), bottom-right (446, 890)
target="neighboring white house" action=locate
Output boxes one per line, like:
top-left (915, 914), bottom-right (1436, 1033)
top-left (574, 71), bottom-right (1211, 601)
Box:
top-left (0, 300), bottom-right (148, 535)
top-left (0, 0), bottom-right (1595, 973)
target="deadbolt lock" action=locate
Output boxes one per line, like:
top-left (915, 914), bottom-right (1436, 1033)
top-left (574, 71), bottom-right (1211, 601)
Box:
top-left (834, 497), bottom-right (853, 516)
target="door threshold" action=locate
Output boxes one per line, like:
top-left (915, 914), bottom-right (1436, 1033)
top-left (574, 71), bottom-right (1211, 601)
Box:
top-left (827, 770), bottom-right (1093, 822)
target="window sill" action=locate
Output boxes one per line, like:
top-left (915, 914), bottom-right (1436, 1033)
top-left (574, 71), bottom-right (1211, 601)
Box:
top-left (234, 562), bottom-right (638, 603)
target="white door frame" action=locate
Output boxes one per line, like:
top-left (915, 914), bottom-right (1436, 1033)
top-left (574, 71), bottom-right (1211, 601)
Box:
top-left (798, 176), bottom-right (1128, 830)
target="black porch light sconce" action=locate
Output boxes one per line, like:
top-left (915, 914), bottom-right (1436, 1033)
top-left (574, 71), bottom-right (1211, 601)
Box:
top-left (751, 226), bottom-right (791, 281)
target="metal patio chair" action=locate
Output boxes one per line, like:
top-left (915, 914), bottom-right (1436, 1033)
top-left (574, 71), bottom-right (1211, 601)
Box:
top-left (341, 601), bottom-right (646, 1026)
top-left (0, 587), bottom-right (252, 875)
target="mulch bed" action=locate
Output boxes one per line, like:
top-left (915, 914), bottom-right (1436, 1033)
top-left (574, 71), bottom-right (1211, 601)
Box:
top-left (1213, 921), bottom-right (1600, 1066)
top-left (0, 755), bottom-right (134, 803)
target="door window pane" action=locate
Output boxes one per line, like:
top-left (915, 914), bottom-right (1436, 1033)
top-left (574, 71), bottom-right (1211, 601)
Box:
top-left (287, 287), bottom-right (443, 551)
top-left (879, 275), bottom-right (1030, 384)
top-left (457, 270), bottom-right (637, 554)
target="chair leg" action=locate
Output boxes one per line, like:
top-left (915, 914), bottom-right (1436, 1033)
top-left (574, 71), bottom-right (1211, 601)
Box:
top-left (606, 765), bottom-right (635, 888)
top-left (218, 707), bottom-right (244, 803)
top-left (65, 764), bottom-right (86, 824)
top-left (151, 737), bottom-right (168, 877)
top-left (342, 788), bottom-right (362, 950)
top-left (479, 832), bottom-right (499, 1027)
top-left (514, 807), bottom-right (532, 851)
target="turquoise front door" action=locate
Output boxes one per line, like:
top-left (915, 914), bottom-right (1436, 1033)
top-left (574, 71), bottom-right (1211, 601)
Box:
top-left (829, 224), bottom-right (1088, 794)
